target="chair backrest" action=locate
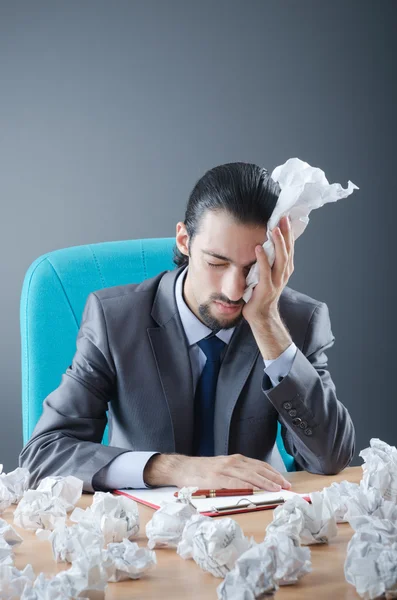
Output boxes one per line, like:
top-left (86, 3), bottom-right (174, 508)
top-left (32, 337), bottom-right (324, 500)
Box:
top-left (20, 236), bottom-right (295, 470)
top-left (20, 237), bottom-right (176, 444)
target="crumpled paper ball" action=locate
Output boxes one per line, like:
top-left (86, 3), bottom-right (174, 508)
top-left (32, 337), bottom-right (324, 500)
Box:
top-left (22, 549), bottom-right (110, 599)
top-left (321, 480), bottom-right (361, 523)
top-left (345, 534), bottom-right (397, 600)
top-left (104, 538), bottom-right (157, 582)
top-left (0, 538), bottom-right (14, 566)
top-left (14, 490), bottom-right (69, 531)
top-left (0, 564), bottom-right (35, 599)
top-left (177, 513), bottom-right (213, 559)
top-left (244, 157), bottom-right (358, 301)
top-left (0, 467), bottom-right (30, 504)
top-left (41, 522), bottom-right (105, 563)
top-left (185, 517), bottom-right (253, 578)
top-left (360, 438), bottom-right (397, 502)
top-left (14, 475), bottom-right (84, 532)
top-left (146, 500), bottom-right (197, 549)
top-left (266, 492), bottom-right (337, 545)
top-left (0, 518), bottom-right (23, 548)
top-left (0, 518), bottom-right (23, 565)
top-left (71, 492), bottom-right (139, 544)
top-left (347, 504), bottom-right (397, 546)
top-left (36, 476), bottom-right (83, 512)
top-left (217, 530), bottom-right (311, 599)
top-left (0, 482), bottom-right (13, 514)
top-left (216, 541), bottom-right (277, 600)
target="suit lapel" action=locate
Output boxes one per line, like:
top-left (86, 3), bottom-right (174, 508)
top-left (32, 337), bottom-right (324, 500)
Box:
top-left (147, 268), bottom-right (194, 455)
top-left (214, 318), bottom-right (260, 455)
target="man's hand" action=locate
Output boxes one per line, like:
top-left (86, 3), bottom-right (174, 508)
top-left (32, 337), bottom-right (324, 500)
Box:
top-left (242, 215), bottom-right (295, 360)
top-left (143, 453), bottom-right (291, 491)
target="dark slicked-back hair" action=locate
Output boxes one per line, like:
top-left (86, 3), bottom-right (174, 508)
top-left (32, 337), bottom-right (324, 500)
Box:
top-left (173, 162), bottom-right (281, 267)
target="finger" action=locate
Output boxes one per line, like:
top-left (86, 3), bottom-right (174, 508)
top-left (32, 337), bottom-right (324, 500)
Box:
top-left (241, 456), bottom-right (291, 488)
top-left (254, 245), bottom-right (271, 289)
top-left (240, 455), bottom-right (281, 475)
top-left (216, 476), bottom-right (264, 491)
top-left (233, 467), bottom-right (283, 492)
top-left (223, 459), bottom-right (283, 492)
top-left (236, 463), bottom-right (288, 490)
top-left (272, 227), bottom-right (288, 284)
top-left (280, 216), bottom-right (293, 258)
top-left (283, 217), bottom-right (295, 277)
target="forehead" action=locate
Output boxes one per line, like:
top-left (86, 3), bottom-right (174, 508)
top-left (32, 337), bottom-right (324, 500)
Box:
top-left (194, 210), bottom-right (267, 262)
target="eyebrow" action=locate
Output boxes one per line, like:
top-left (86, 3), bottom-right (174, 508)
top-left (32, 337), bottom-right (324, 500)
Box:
top-left (202, 250), bottom-right (256, 269)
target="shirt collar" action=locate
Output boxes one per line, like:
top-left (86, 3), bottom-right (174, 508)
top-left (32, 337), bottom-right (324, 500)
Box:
top-left (175, 266), bottom-right (235, 347)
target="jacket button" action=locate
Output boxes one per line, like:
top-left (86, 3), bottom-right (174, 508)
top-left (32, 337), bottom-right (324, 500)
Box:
top-left (304, 428), bottom-right (313, 436)
top-left (299, 420), bottom-right (307, 429)
top-left (288, 409), bottom-right (297, 417)
top-left (283, 402), bottom-right (292, 410)
top-left (292, 417), bottom-right (302, 426)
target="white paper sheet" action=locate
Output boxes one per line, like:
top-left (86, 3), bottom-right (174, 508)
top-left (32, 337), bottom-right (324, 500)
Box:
top-left (118, 487), bottom-right (306, 514)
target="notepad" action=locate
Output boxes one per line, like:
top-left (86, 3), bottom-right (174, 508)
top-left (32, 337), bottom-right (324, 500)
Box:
top-left (115, 486), bottom-right (310, 517)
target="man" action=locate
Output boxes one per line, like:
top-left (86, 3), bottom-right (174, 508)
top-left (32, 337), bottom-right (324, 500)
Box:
top-left (20, 163), bottom-right (355, 493)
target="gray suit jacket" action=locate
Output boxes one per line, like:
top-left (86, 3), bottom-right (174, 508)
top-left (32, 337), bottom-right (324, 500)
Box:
top-left (20, 267), bottom-right (355, 492)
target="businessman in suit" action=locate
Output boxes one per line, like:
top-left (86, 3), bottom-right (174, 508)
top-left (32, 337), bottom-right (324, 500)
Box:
top-left (20, 162), bottom-right (355, 493)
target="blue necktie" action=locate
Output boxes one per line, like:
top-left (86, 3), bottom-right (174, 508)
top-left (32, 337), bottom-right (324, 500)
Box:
top-left (193, 334), bottom-right (226, 456)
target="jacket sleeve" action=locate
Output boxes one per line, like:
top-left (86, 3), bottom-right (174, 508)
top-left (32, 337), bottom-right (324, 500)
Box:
top-left (262, 302), bottom-right (355, 475)
top-left (19, 292), bottom-right (131, 492)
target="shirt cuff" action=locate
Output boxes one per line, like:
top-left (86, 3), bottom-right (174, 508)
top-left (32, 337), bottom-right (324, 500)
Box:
top-left (94, 451), bottom-right (160, 490)
top-left (263, 343), bottom-right (297, 387)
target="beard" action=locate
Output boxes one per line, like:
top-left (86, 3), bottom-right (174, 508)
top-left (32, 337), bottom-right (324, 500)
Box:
top-left (198, 295), bottom-right (244, 332)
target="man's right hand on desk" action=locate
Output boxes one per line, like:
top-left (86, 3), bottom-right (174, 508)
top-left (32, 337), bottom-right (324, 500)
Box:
top-left (143, 453), bottom-right (291, 492)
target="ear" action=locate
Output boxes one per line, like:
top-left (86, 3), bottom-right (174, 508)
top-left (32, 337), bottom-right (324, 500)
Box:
top-left (175, 222), bottom-right (190, 257)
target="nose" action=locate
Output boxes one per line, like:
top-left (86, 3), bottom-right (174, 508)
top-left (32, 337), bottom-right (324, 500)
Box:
top-left (221, 268), bottom-right (246, 303)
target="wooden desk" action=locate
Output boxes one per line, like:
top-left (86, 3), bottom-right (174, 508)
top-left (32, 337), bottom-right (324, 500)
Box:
top-left (3, 466), bottom-right (362, 599)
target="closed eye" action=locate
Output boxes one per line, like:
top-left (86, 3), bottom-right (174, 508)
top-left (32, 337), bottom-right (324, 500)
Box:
top-left (207, 262), bottom-right (252, 277)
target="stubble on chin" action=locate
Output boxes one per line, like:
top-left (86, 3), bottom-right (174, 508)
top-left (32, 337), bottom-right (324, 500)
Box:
top-left (198, 302), bottom-right (244, 332)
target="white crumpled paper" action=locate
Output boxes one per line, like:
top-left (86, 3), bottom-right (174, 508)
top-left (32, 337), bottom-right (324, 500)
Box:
top-left (261, 532), bottom-right (312, 586)
top-left (0, 564), bottom-right (35, 599)
top-left (0, 518), bottom-right (23, 564)
top-left (320, 480), bottom-right (361, 523)
top-left (14, 490), bottom-right (69, 531)
top-left (266, 492), bottom-right (337, 545)
top-left (71, 492), bottom-right (139, 545)
top-left (177, 513), bottom-right (213, 559)
top-left (345, 535), bottom-right (397, 600)
top-left (341, 438), bottom-right (397, 598)
top-left (217, 532), bottom-right (311, 599)
top-left (343, 488), bottom-right (385, 523)
top-left (14, 475), bottom-right (84, 531)
top-left (22, 540), bottom-right (155, 598)
top-left (41, 522), bottom-right (105, 563)
top-left (105, 538), bottom-right (157, 582)
top-left (360, 438), bottom-right (397, 502)
top-left (243, 157), bottom-right (358, 301)
top-left (146, 500), bottom-right (197, 549)
top-left (0, 538), bottom-right (14, 566)
top-left (0, 482), bottom-right (13, 514)
top-left (22, 548), bottom-right (111, 600)
top-left (180, 517), bottom-right (253, 578)
top-left (0, 467), bottom-right (30, 504)
top-left (0, 517), bottom-right (23, 547)
top-left (216, 541), bottom-right (277, 599)
top-left (36, 476), bottom-right (83, 511)
top-left (347, 503), bottom-right (397, 547)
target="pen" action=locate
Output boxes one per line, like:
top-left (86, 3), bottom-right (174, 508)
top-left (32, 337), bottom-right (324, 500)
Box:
top-left (173, 488), bottom-right (269, 499)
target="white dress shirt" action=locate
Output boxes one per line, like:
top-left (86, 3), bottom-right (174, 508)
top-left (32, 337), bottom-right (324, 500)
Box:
top-left (96, 268), bottom-right (297, 489)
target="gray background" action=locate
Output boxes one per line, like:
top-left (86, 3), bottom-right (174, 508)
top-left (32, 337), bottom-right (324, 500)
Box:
top-left (0, 0), bottom-right (395, 471)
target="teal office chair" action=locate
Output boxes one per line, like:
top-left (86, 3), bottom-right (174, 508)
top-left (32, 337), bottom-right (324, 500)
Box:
top-left (20, 237), bottom-right (295, 471)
